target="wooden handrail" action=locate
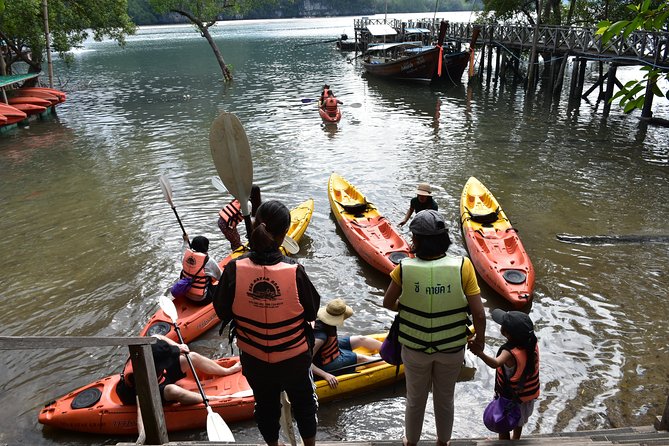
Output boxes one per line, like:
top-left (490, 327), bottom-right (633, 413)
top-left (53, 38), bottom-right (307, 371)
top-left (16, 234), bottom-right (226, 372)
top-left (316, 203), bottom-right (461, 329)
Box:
top-left (2, 335), bottom-right (169, 445)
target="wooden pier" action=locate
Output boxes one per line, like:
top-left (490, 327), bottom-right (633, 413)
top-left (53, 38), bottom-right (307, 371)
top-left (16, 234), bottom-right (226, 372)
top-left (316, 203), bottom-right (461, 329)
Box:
top-left (347, 18), bottom-right (669, 124)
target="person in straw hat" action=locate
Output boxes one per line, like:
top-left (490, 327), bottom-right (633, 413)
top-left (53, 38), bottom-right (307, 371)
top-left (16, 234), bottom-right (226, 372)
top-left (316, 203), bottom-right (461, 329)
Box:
top-left (398, 182), bottom-right (439, 227)
top-left (311, 298), bottom-right (383, 389)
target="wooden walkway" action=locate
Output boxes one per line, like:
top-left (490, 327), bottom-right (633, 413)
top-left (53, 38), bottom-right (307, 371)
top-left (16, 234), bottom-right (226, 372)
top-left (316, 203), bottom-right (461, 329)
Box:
top-left (117, 425), bottom-right (669, 445)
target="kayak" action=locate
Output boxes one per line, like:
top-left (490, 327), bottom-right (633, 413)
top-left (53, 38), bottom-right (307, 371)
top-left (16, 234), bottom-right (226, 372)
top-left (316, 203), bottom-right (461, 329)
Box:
top-left (459, 177), bottom-right (534, 308)
top-left (319, 106), bottom-right (341, 123)
top-left (17, 86), bottom-right (67, 103)
top-left (328, 173), bottom-right (411, 275)
top-left (11, 89), bottom-right (60, 106)
top-left (140, 198), bottom-right (315, 342)
top-left (7, 95), bottom-right (52, 108)
top-left (38, 333), bottom-right (403, 435)
top-left (0, 103), bottom-right (27, 125)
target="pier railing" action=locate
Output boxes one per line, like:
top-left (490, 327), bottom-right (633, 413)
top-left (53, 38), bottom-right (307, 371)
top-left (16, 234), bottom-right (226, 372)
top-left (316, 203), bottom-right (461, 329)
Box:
top-left (1, 336), bottom-right (169, 445)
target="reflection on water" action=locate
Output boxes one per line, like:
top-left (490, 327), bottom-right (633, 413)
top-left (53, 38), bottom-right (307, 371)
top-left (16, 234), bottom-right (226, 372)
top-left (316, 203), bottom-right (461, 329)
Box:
top-left (0, 13), bottom-right (668, 446)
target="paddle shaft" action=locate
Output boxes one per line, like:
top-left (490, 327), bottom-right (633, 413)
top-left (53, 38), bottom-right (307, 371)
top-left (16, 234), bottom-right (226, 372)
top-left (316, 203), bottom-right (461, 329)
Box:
top-left (170, 206), bottom-right (190, 247)
top-left (170, 322), bottom-right (211, 407)
top-left (326, 357), bottom-right (385, 375)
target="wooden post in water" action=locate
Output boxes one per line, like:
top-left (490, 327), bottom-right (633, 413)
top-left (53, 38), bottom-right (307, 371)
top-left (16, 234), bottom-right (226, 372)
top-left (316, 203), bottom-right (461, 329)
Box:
top-left (655, 394), bottom-right (669, 430)
top-left (602, 63), bottom-right (618, 116)
top-left (576, 59), bottom-right (587, 99)
top-left (495, 46), bottom-right (501, 83)
top-left (486, 30), bottom-right (494, 82)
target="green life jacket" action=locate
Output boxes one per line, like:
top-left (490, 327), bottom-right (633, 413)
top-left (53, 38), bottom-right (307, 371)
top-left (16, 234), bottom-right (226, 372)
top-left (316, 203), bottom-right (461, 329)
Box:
top-left (398, 256), bottom-right (469, 353)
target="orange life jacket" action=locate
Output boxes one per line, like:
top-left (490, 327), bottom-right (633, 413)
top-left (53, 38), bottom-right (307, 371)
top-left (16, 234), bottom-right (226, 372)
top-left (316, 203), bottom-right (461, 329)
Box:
top-left (324, 96), bottom-right (339, 113)
top-left (218, 200), bottom-right (243, 227)
top-left (180, 250), bottom-right (209, 301)
top-left (232, 257), bottom-right (308, 363)
top-left (495, 345), bottom-right (540, 402)
top-left (317, 332), bottom-right (340, 366)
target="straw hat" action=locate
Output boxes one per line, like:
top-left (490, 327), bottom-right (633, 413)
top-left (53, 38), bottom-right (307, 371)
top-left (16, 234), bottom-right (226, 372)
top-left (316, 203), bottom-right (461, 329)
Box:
top-left (317, 298), bottom-right (354, 327)
top-left (416, 182), bottom-right (432, 196)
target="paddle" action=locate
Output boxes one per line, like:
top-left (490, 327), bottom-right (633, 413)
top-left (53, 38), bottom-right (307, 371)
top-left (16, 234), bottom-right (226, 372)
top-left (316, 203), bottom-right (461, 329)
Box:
top-left (158, 295), bottom-right (235, 442)
top-left (210, 176), bottom-right (300, 255)
top-left (159, 175), bottom-right (190, 248)
top-left (326, 357), bottom-right (385, 375)
top-left (209, 112), bottom-right (254, 237)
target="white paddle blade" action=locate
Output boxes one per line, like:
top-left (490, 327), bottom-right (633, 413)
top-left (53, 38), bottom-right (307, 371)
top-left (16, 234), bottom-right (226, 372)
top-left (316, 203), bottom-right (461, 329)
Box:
top-left (209, 112), bottom-right (253, 216)
top-left (159, 175), bottom-right (174, 206)
top-left (211, 176), bottom-right (228, 194)
top-left (281, 235), bottom-right (300, 255)
top-left (206, 406), bottom-right (235, 442)
top-left (158, 295), bottom-right (179, 324)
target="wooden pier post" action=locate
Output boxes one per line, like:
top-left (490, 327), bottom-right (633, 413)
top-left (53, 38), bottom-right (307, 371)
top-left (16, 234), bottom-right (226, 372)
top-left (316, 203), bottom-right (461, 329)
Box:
top-left (576, 58), bottom-right (587, 99)
top-left (603, 63), bottom-right (618, 116)
top-left (656, 394), bottom-right (669, 430)
top-left (495, 47), bottom-right (501, 83)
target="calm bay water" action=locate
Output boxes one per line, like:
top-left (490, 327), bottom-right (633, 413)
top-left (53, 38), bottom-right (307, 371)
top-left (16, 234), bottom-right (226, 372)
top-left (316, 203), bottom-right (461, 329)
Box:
top-left (0, 13), bottom-right (668, 445)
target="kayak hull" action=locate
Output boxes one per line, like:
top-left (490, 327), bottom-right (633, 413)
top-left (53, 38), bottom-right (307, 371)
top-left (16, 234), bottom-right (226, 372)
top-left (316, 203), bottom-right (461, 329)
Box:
top-left (38, 334), bottom-right (403, 435)
top-left (328, 173), bottom-right (411, 275)
top-left (319, 107), bottom-right (341, 123)
top-left (140, 198), bottom-right (315, 343)
top-left (459, 177), bottom-right (534, 308)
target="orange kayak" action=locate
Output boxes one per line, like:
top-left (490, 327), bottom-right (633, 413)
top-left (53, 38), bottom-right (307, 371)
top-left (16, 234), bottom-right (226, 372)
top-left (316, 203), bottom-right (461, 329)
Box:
top-left (18, 86), bottom-right (67, 103)
top-left (11, 89), bottom-right (60, 106)
top-left (38, 334), bottom-right (403, 435)
top-left (140, 198), bottom-right (315, 342)
top-left (7, 95), bottom-right (52, 108)
top-left (328, 173), bottom-right (411, 275)
top-left (0, 103), bottom-right (28, 124)
top-left (38, 357), bottom-right (254, 435)
top-left (319, 106), bottom-right (341, 123)
top-left (459, 177), bottom-right (534, 308)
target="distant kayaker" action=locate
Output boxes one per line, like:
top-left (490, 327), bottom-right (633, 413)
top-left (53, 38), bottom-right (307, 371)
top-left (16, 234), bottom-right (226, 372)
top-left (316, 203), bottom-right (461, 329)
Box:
top-left (319, 84), bottom-right (330, 105)
top-left (217, 184), bottom-right (262, 251)
top-left (321, 90), bottom-right (343, 115)
top-left (213, 200), bottom-right (320, 446)
top-left (383, 210), bottom-right (486, 446)
top-left (468, 309), bottom-right (540, 440)
top-left (115, 334), bottom-right (241, 406)
top-left (176, 234), bottom-right (222, 305)
top-left (398, 182), bottom-right (439, 227)
top-left (310, 298), bottom-right (383, 389)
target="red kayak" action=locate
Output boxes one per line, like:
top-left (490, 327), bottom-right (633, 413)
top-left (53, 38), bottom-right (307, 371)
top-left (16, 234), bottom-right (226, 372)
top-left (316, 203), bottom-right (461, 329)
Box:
top-left (7, 95), bottom-right (52, 108)
top-left (11, 89), bottom-right (60, 106)
top-left (328, 173), bottom-right (411, 275)
top-left (319, 105), bottom-right (341, 123)
top-left (459, 177), bottom-right (534, 308)
top-left (9, 102), bottom-right (47, 116)
top-left (19, 86), bottom-right (67, 103)
top-left (0, 103), bottom-right (28, 125)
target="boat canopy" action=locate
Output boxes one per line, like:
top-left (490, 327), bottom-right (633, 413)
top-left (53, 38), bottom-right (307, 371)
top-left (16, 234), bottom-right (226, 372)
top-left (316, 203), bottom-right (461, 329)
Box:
top-left (366, 42), bottom-right (423, 52)
top-left (366, 24), bottom-right (397, 36)
top-left (404, 28), bottom-right (431, 34)
top-left (0, 73), bottom-right (40, 88)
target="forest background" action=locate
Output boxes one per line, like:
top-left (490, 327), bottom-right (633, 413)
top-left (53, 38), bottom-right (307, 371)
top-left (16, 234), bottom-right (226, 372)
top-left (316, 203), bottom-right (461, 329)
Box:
top-left (128, 0), bottom-right (478, 25)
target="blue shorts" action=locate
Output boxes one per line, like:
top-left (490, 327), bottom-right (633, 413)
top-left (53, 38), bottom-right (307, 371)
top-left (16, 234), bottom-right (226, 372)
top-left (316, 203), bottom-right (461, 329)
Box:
top-left (320, 337), bottom-right (358, 374)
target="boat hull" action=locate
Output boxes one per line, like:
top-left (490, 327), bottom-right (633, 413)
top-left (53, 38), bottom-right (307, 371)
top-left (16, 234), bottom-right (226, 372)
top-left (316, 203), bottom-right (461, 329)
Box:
top-left (459, 177), bottom-right (534, 308)
top-left (319, 107), bottom-right (341, 123)
top-left (362, 46), bottom-right (440, 81)
top-left (140, 199), bottom-right (315, 342)
top-left (432, 51), bottom-right (470, 83)
top-left (328, 173), bottom-right (411, 275)
top-left (38, 334), bottom-right (403, 435)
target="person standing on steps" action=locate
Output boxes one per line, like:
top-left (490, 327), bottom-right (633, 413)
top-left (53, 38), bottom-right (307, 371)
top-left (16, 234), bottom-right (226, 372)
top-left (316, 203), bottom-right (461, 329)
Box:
top-left (398, 182), bottom-right (438, 227)
top-left (213, 200), bottom-right (320, 446)
top-left (383, 210), bottom-right (486, 446)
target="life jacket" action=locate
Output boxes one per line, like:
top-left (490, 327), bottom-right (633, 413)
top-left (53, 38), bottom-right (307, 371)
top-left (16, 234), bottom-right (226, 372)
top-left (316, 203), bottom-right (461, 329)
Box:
top-left (495, 345), bottom-right (540, 402)
top-left (232, 257), bottom-right (308, 363)
top-left (398, 256), bottom-right (469, 353)
top-left (324, 96), bottom-right (339, 114)
top-left (317, 327), bottom-right (340, 366)
top-left (218, 200), bottom-right (243, 227)
top-left (320, 88), bottom-right (330, 104)
top-left (180, 250), bottom-right (210, 301)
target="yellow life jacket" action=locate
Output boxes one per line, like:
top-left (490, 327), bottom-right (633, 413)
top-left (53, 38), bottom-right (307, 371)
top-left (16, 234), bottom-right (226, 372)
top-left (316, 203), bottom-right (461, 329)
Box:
top-left (398, 256), bottom-right (469, 353)
top-left (232, 258), bottom-right (308, 363)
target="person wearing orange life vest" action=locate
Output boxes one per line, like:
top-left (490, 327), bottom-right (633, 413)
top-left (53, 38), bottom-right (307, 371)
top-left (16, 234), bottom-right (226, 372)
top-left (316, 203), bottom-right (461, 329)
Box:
top-left (217, 185), bottom-right (262, 251)
top-left (213, 200), bottom-right (320, 446)
top-left (311, 298), bottom-right (382, 389)
top-left (468, 309), bottom-right (540, 441)
top-left (319, 84), bottom-right (330, 106)
top-left (321, 90), bottom-right (343, 117)
top-left (115, 334), bottom-right (241, 406)
top-left (179, 235), bottom-right (222, 305)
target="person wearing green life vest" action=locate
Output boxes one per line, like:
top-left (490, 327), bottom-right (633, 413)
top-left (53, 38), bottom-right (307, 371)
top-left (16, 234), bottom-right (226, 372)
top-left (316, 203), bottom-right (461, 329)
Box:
top-left (383, 209), bottom-right (486, 446)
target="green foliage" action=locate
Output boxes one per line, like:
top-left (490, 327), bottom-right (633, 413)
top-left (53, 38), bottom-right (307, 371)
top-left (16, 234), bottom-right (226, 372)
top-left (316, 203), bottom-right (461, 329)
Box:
top-left (596, 0), bottom-right (669, 113)
top-left (0, 0), bottom-right (136, 71)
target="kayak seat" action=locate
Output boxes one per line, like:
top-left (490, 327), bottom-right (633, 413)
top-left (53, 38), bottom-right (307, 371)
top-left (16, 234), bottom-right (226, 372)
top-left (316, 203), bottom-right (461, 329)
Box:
top-left (339, 201), bottom-right (369, 215)
top-left (469, 207), bottom-right (499, 225)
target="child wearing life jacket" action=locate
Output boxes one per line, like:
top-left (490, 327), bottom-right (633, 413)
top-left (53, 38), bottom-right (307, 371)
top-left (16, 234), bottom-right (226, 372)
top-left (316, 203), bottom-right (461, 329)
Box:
top-left (178, 235), bottom-right (222, 305)
top-left (311, 298), bottom-right (382, 389)
top-left (468, 309), bottom-right (540, 440)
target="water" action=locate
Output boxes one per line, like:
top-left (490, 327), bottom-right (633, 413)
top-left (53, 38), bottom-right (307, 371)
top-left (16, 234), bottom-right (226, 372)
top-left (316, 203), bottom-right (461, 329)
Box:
top-left (1, 12), bottom-right (668, 445)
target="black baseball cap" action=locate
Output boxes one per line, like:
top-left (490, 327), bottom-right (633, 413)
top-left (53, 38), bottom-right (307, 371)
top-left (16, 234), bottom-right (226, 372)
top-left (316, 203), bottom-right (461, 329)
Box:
top-left (491, 309), bottom-right (535, 340)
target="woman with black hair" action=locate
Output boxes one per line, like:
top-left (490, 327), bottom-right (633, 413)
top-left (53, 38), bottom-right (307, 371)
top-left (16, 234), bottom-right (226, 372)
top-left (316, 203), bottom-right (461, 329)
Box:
top-left (468, 309), bottom-right (540, 440)
top-left (213, 200), bottom-right (320, 446)
top-left (383, 209), bottom-right (486, 446)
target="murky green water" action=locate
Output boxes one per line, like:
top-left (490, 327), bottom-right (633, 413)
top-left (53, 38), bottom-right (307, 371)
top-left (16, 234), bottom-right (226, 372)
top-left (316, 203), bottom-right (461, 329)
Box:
top-left (0, 12), bottom-right (668, 445)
